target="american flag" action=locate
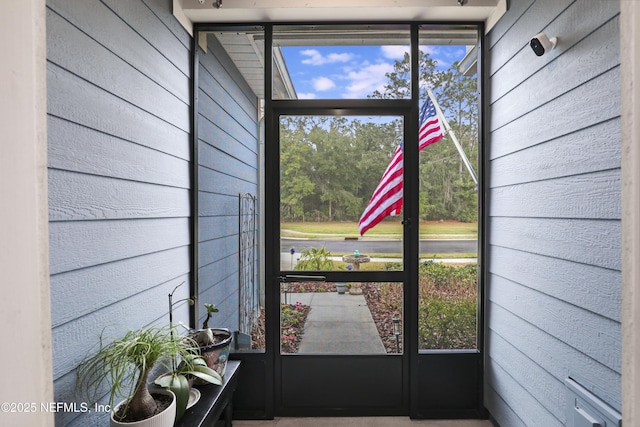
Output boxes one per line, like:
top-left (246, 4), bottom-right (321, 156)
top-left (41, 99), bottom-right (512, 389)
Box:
top-left (358, 97), bottom-right (444, 236)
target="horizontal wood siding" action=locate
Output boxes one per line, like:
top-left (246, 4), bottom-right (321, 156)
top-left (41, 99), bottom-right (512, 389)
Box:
top-left (197, 32), bottom-right (259, 331)
top-left (46, 1), bottom-right (192, 425)
top-left (485, 0), bottom-right (622, 425)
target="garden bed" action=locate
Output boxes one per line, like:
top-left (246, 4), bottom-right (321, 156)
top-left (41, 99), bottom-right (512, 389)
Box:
top-left (251, 262), bottom-right (478, 352)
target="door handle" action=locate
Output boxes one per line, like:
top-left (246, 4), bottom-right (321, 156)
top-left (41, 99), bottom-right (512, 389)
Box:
top-left (280, 275), bottom-right (327, 282)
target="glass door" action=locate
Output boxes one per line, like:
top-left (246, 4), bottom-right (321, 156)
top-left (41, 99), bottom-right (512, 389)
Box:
top-left (263, 23), bottom-right (483, 418)
top-left (274, 112), bottom-right (409, 415)
top-left (192, 22), bottom-right (483, 420)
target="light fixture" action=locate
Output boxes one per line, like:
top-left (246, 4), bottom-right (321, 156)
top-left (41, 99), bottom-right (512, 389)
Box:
top-left (392, 317), bottom-right (401, 353)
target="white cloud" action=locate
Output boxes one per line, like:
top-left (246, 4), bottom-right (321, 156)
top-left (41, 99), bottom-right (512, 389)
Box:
top-left (327, 52), bottom-right (353, 63)
top-left (285, 43), bottom-right (470, 99)
top-left (381, 45), bottom-right (409, 60)
top-left (312, 76), bottom-right (336, 91)
top-left (301, 49), bottom-right (354, 65)
top-left (420, 45), bottom-right (438, 56)
top-left (343, 61), bottom-right (394, 98)
top-left (297, 92), bottom-right (317, 99)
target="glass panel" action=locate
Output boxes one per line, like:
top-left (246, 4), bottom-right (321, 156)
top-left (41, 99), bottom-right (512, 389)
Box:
top-left (417, 27), bottom-right (480, 350)
top-left (280, 115), bottom-right (404, 272)
top-left (280, 281), bottom-right (403, 354)
top-left (273, 25), bottom-right (410, 100)
top-left (201, 29), bottom-right (266, 350)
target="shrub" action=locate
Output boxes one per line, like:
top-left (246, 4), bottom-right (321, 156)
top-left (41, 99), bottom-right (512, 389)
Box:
top-left (418, 261), bottom-right (477, 349)
top-left (420, 260), bottom-right (477, 288)
top-left (294, 247), bottom-right (336, 270)
top-left (418, 297), bottom-right (477, 349)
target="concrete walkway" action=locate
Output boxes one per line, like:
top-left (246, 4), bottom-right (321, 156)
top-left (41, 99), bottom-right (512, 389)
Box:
top-left (284, 292), bottom-right (386, 354)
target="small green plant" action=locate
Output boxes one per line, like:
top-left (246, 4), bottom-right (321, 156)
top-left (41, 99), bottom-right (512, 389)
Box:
top-left (202, 303), bottom-right (219, 329)
top-left (191, 302), bottom-right (220, 348)
top-left (294, 246), bottom-right (335, 270)
top-left (281, 302), bottom-right (305, 328)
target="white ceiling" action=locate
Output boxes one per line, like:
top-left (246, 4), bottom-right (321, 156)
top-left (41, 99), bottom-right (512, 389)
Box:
top-left (206, 31), bottom-right (296, 99)
top-left (174, 0), bottom-right (507, 35)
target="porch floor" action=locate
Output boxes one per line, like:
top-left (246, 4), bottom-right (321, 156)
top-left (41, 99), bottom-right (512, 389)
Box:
top-left (234, 417), bottom-right (492, 426)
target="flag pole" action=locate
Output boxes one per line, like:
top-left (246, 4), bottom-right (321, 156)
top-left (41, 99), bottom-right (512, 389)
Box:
top-left (427, 89), bottom-right (478, 188)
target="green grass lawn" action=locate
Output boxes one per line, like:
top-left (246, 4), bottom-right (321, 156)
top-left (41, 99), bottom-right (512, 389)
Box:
top-left (281, 220), bottom-right (477, 238)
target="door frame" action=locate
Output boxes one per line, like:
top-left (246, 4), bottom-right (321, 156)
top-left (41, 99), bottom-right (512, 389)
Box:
top-left (191, 21), bottom-right (486, 420)
top-left (268, 100), bottom-right (414, 416)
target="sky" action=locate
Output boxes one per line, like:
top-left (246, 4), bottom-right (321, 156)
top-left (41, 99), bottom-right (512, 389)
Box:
top-left (280, 44), bottom-right (469, 100)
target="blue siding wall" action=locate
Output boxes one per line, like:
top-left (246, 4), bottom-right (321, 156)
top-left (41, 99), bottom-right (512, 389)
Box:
top-left (196, 33), bottom-right (260, 331)
top-left (485, 0), bottom-right (621, 425)
top-left (46, 0), bottom-right (192, 425)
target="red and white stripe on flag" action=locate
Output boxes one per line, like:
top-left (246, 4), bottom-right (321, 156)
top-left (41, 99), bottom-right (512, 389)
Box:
top-left (419, 98), bottom-right (444, 150)
top-left (358, 97), bottom-right (444, 235)
top-left (357, 145), bottom-right (404, 236)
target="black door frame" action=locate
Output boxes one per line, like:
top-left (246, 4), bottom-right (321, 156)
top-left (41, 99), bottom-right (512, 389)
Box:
top-left (269, 102), bottom-right (414, 417)
top-left (192, 21), bottom-right (486, 420)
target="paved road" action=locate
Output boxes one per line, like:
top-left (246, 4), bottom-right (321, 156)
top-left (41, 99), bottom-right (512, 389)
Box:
top-left (281, 237), bottom-right (477, 255)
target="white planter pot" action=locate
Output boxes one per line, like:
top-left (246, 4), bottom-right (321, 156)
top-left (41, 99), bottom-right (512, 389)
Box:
top-left (110, 389), bottom-right (176, 427)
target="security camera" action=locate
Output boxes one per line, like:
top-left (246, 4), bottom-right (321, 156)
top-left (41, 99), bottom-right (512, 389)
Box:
top-left (530, 32), bottom-right (557, 56)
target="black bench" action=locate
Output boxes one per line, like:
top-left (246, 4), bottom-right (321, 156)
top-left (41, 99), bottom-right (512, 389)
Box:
top-left (175, 360), bottom-right (240, 427)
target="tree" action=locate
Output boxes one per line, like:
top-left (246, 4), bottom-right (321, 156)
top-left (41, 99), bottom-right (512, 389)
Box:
top-left (278, 48), bottom-right (479, 223)
top-left (280, 116), bottom-right (315, 221)
top-left (371, 51), bottom-right (478, 222)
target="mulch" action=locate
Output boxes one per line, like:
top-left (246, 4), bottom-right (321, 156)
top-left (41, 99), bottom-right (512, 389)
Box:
top-left (252, 282), bottom-right (402, 353)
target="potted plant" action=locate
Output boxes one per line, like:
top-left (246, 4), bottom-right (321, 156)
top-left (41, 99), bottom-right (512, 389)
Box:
top-left (153, 352), bottom-right (222, 420)
top-left (76, 325), bottom-right (197, 426)
top-left (152, 285), bottom-right (223, 421)
top-left (188, 303), bottom-right (233, 376)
